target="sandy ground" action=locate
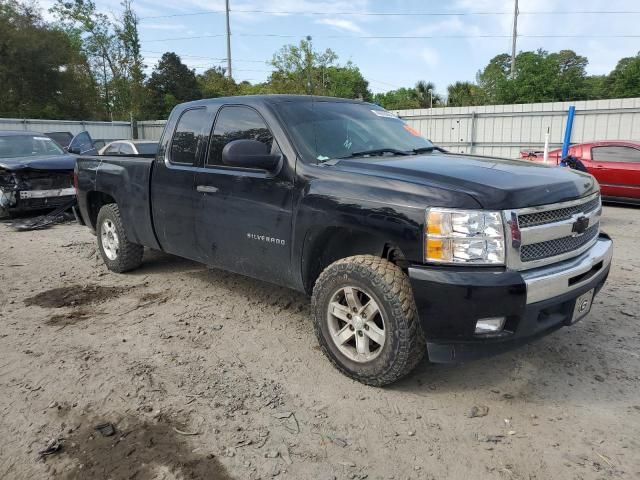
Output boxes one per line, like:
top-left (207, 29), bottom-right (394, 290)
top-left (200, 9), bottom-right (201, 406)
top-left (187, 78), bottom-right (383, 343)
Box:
top-left (0, 205), bottom-right (639, 480)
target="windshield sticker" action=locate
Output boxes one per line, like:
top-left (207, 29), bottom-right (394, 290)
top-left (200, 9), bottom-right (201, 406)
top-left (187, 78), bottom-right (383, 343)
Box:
top-left (403, 124), bottom-right (422, 137)
top-left (317, 155), bottom-right (329, 161)
top-left (371, 109), bottom-right (398, 119)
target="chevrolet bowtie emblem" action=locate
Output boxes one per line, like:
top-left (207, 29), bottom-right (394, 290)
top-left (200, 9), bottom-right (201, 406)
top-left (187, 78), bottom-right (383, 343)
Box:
top-left (571, 216), bottom-right (589, 236)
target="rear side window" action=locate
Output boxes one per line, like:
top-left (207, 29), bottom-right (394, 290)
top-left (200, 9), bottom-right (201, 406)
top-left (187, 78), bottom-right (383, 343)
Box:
top-left (104, 144), bottom-right (120, 155)
top-left (592, 146), bottom-right (640, 163)
top-left (207, 106), bottom-right (274, 166)
top-left (119, 143), bottom-right (135, 155)
top-left (170, 108), bottom-right (209, 165)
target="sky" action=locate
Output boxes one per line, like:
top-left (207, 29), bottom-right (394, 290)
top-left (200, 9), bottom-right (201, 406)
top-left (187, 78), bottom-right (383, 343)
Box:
top-left (45, 0), bottom-right (640, 94)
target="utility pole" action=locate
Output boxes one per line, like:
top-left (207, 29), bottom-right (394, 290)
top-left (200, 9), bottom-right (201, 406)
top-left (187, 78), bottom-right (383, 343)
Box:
top-left (225, 0), bottom-right (232, 79)
top-left (305, 35), bottom-right (313, 95)
top-left (511, 0), bottom-right (519, 78)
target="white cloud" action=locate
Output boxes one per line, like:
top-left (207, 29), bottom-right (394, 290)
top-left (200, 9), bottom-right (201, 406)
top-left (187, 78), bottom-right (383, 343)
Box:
top-left (420, 47), bottom-right (440, 68)
top-left (316, 18), bottom-right (364, 34)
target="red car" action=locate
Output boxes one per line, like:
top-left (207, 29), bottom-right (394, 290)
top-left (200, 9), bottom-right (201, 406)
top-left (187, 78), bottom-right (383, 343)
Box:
top-left (523, 141), bottom-right (640, 204)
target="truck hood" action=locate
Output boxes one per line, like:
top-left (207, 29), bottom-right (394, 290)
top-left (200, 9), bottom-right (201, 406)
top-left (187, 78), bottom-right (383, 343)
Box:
top-left (0, 154), bottom-right (76, 172)
top-left (331, 153), bottom-right (598, 209)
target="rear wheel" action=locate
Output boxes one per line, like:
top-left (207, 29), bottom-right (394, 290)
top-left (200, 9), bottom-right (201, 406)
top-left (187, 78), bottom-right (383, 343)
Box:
top-left (96, 203), bottom-right (143, 273)
top-left (312, 255), bottom-right (425, 386)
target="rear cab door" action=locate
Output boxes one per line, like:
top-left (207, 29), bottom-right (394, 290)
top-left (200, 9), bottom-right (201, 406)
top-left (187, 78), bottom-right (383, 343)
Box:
top-left (150, 106), bottom-right (214, 261)
top-left (193, 102), bottom-right (296, 287)
top-left (589, 144), bottom-right (640, 200)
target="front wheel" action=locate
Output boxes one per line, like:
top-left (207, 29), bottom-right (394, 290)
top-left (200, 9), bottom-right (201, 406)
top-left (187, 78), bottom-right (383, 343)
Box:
top-left (311, 255), bottom-right (425, 386)
top-left (96, 203), bottom-right (144, 273)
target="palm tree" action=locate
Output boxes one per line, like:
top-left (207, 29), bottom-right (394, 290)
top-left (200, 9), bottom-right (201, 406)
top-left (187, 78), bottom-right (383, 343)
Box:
top-left (414, 80), bottom-right (442, 108)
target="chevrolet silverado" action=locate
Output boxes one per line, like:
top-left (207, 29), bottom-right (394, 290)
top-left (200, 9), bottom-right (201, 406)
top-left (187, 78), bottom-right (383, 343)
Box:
top-left (75, 95), bottom-right (613, 386)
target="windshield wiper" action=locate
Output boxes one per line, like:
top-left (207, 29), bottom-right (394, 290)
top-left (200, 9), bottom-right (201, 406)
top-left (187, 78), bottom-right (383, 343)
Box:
top-left (411, 146), bottom-right (447, 154)
top-left (339, 148), bottom-right (410, 159)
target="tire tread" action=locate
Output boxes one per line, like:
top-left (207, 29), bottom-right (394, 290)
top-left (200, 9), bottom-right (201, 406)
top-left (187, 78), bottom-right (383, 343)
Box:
top-left (311, 255), bottom-right (425, 386)
top-left (96, 203), bottom-right (143, 273)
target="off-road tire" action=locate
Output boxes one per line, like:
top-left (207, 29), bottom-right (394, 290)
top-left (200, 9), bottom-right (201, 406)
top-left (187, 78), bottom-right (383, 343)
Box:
top-left (312, 255), bottom-right (426, 386)
top-left (96, 203), bottom-right (144, 273)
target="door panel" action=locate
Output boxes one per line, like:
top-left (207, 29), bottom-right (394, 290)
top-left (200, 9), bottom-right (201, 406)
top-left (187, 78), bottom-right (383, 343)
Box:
top-left (194, 105), bottom-right (295, 287)
top-left (69, 131), bottom-right (96, 155)
top-left (590, 146), bottom-right (640, 200)
top-left (150, 107), bottom-right (212, 261)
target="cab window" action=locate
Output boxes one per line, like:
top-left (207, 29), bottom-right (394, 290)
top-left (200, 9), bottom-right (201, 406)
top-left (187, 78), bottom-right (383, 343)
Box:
top-left (120, 143), bottom-right (135, 155)
top-left (170, 108), bottom-right (209, 165)
top-left (592, 146), bottom-right (640, 163)
top-left (104, 143), bottom-right (120, 155)
top-left (207, 106), bottom-right (274, 167)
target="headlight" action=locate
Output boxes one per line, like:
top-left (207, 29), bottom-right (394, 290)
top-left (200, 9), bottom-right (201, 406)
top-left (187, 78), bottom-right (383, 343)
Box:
top-left (425, 208), bottom-right (505, 265)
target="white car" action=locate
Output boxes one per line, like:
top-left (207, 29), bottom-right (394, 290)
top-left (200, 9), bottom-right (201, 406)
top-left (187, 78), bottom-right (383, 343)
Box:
top-left (98, 140), bottom-right (158, 156)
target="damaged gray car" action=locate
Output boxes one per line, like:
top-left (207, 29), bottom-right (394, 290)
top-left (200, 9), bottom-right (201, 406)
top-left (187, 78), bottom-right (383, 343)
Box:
top-left (0, 130), bottom-right (95, 217)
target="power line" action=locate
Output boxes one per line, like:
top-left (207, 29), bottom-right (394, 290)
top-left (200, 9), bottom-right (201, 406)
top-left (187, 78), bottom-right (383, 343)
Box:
top-left (140, 9), bottom-right (640, 20)
top-left (141, 50), bottom-right (266, 63)
top-left (142, 33), bottom-right (640, 42)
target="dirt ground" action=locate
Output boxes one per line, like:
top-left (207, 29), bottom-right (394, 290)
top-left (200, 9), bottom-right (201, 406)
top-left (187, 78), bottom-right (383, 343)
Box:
top-left (0, 205), bottom-right (639, 480)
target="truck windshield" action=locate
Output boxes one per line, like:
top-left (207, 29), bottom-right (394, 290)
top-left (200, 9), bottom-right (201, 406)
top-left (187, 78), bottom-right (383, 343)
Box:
top-left (276, 101), bottom-right (434, 163)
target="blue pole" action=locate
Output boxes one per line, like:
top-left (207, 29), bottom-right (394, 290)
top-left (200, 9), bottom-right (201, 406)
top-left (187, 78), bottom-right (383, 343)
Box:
top-left (561, 106), bottom-right (575, 158)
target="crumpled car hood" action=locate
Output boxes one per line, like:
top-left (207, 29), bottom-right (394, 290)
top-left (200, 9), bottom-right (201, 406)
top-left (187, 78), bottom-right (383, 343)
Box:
top-left (0, 154), bottom-right (76, 171)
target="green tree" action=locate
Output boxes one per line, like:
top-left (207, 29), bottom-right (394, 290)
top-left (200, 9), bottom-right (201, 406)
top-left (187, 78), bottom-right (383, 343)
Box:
top-left (447, 81), bottom-right (486, 106)
top-left (115, 0), bottom-right (145, 118)
top-left (198, 66), bottom-right (238, 98)
top-left (269, 39), bottom-right (337, 94)
top-left (477, 53), bottom-right (515, 104)
top-left (267, 39), bottom-right (371, 99)
top-left (606, 53), bottom-right (640, 98)
top-left (549, 50), bottom-right (589, 100)
top-left (0, 0), bottom-right (99, 119)
top-left (144, 52), bottom-right (201, 119)
top-left (51, 0), bottom-right (145, 120)
top-left (372, 88), bottom-right (420, 110)
top-left (414, 81), bottom-right (442, 108)
top-left (477, 49), bottom-right (592, 104)
top-left (372, 82), bottom-right (442, 110)
top-left (323, 63), bottom-right (371, 100)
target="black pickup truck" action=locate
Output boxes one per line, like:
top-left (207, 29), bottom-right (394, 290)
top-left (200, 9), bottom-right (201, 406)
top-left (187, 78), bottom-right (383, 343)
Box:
top-left (75, 95), bottom-right (613, 386)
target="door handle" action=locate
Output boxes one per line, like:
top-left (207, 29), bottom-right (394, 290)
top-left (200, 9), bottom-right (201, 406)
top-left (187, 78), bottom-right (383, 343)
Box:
top-left (196, 185), bottom-right (219, 194)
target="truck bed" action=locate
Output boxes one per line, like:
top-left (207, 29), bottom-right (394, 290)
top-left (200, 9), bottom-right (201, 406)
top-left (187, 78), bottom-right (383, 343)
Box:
top-left (75, 154), bottom-right (160, 250)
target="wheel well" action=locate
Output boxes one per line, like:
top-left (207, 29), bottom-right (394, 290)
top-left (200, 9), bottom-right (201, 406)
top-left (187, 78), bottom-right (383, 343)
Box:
top-left (86, 191), bottom-right (116, 229)
top-left (302, 227), bottom-right (407, 294)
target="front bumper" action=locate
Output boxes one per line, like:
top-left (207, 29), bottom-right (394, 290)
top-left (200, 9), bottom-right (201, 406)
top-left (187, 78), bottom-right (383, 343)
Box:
top-left (1, 187), bottom-right (76, 213)
top-left (408, 234), bottom-right (613, 363)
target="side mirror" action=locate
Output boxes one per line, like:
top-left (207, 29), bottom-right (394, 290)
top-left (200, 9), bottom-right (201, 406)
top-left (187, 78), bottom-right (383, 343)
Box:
top-left (68, 145), bottom-right (80, 155)
top-left (222, 139), bottom-right (280, 171)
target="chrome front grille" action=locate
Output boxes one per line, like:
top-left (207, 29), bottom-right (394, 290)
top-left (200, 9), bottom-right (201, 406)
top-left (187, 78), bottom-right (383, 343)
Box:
top-left (504, 192), bottom-right (602, 270)
top-left (518, 196), bottom-right (601, 228)
top-left (520, 224), bottom-right (599, 262)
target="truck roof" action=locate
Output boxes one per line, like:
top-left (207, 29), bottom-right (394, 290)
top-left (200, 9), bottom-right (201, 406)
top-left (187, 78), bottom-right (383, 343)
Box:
top-left (179, 94), bottom-right (370, 108)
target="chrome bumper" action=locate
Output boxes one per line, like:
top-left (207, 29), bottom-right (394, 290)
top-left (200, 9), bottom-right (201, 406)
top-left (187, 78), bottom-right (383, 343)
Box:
top-left (19, 187), bottom-right (76, 199)
top-left (522, 235), bottom-right (613, 304)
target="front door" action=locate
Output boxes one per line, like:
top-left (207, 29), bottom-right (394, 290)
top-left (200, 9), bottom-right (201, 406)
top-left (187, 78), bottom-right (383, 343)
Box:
top-left (194, 105), bottom-right (295, 287)
top-left (68, 131), bottom-right (97, 155)
top-left (589, 145), bottom-right (640, 200)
